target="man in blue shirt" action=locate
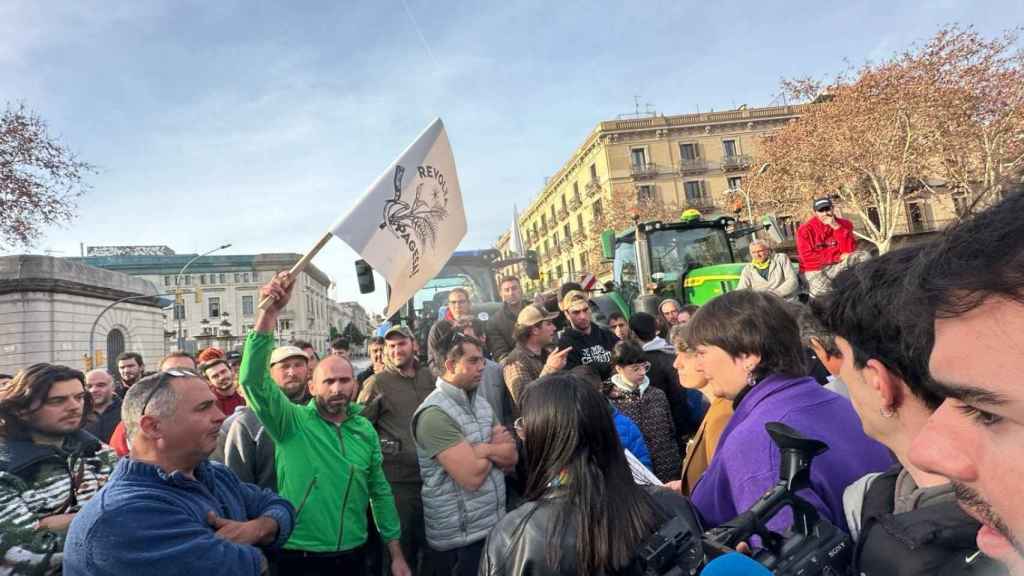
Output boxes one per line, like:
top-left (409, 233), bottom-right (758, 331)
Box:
top-left (63, 370), bottom-right (294, 576)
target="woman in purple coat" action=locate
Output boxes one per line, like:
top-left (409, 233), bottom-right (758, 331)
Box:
top-left (686, 290), bottom-right (892, 534)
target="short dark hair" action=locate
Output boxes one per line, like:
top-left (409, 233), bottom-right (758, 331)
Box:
top-left (366, 336), bottom-right (385, 351)
top-left (441, 332), bottom-right (484, 367)
top-left (813, 246), bottom-right (941, 409)
top-left (794, 301), bottom-right (841, 358)
top-left (159, 351), bottom-right (195, 370)
top-left (199, 358), bottom-right (230, 377)
top-left (686, 291), bottom-right (807, 379)
top-left (611, 340), bottom-right (647, 368)
top-left (0, 364), bottom-right (90, 439)
top-left (628, 312), bottom-right (658, 342)
top-left (330, 338), bottom-right (350, 352)
top-left (608, 311), bottom-right (626, 324)
top-left (116, 352), bottom-right (143, 366)
top-left (559, 282), bottom-right (583, 299)
top-left (909, 190), bottom-right (1024, 319)
top-left (292, 339), bottom-right (314, 351)
top-left (680, 304), bottom-right (699, 316)
top-left (499, 275), bottom-right (520, 287)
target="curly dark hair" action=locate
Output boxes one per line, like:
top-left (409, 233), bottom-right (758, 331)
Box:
top-left (0, 364), bottom-right (90, 439)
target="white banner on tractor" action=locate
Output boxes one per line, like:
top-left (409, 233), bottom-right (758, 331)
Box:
top-left (330, 118), bottom-right (467, 318)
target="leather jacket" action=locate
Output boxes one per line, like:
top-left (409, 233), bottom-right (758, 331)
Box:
top-left (480, 485), bottom-right (701, 576)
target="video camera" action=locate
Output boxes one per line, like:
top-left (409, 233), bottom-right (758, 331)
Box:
top-left (637, 422), bottom-right (853, 576)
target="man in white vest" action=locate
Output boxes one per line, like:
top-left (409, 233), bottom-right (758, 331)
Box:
top-left (412, 332), bottom-right (518, 576)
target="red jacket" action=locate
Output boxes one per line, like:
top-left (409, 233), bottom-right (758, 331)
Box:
top-left (796, 217), bottom-right (856, 272)
top-left (215, 392), bottom-right (246, 418)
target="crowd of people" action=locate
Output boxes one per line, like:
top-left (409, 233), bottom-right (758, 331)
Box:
top-left (0, 192), bottom-right (1022, 575)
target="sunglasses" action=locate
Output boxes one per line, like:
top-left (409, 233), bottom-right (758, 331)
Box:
top-left (139, 369), bottom-right (197, 415)
top-left (815, 206), bottom-right (834, 213)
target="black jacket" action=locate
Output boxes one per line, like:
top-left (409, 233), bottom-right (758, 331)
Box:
top-left (558, 325), bottom-right (619, 381)
top-left (486, 303), bottom-right (521, 363)
top-left (855, 466), bottom-right (1006, 575)
top-left (481, 486), bottom-right (701, 576)
top-left (83, 397), bottom-right (122, 444)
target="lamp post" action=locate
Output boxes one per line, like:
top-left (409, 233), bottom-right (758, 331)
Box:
top-left (176, 243), bottom-right (232, 351)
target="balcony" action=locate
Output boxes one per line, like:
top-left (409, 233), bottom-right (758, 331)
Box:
top-left (630, 162), bottom-right (660, 180)
top-left (557, 207), bottom-right (569, 220)
top-left (678, 158), bottom-right (709, 175)
top-left (721, 154), bottom-right (752, 172)
top-left (585, 179), bottom-right (602, 197)
top-left (569, 196), bottom-right (582, 211)
top-left (539, 222), bottom-right (548, 234)
top-left (685, 195), bottom-right (716, 210)
top-left (551, 243), bottom-right (562, 256)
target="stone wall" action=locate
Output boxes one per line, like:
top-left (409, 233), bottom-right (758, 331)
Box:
top-left (0, 256), bottom-right (165, 375)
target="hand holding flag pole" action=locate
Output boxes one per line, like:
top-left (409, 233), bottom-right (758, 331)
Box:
top-left (257, 232), bottom-right (334, 311)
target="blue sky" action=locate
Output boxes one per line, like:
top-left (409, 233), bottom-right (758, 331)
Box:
top-left (2, 0), bottom-right (1019, 312)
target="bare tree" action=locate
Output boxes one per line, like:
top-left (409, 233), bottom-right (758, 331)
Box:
top-left (0, 104), bottom-right (94, 248)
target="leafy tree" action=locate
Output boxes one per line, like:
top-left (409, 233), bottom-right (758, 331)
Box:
top-left (341, 322), bottom-right (365, 348)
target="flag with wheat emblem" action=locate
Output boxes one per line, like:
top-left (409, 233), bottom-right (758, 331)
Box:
top-left (330, 118), bottom-right (467, 318)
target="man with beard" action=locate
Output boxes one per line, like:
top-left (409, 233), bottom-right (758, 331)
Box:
top-left (501, 304), bottom-right (568, 409)
top-left (359, 325), bottom-right (436, 575)
top-left (557, 290), bottom-right (619, 380)
top-left (216, 345), bottom-right (310, 489)
top-left (486, 276), bottom-right (526, 362)
top-left (63, 370), bottom-right (295, 576)
top-left (115, 352), bottom-right (144, 395)
top-left (83, 369), bottom-right (121, 443)
top-left (908, 191), bottom-right (1024, 575)
top-left (201, 358), bottom-right (246, 418)
top-left (240, 273), bottom-right (411, 575)
top-left (0, 364), bottom-right (118, 576)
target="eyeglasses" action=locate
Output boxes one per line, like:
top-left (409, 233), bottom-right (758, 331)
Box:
top-left (139, 369), bottom-right (196, 415)
top-left (626, 362), bottom-right (651, 374)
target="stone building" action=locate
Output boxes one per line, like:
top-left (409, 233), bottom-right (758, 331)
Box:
top-left (0, 256), bottom-right (165, 375)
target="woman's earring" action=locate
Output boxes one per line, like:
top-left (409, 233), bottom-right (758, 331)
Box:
top-left (880, 407), bottom-right (896, 418)
top-left (745, 366), bottom-right (756, 388)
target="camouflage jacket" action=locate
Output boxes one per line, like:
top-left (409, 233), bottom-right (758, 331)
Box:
top-left (0, 431), bottom-right (116, 575)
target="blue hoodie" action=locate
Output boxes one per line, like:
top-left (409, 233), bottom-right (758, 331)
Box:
top-left (612, 407), bottom-right (653, 471)
top-left (63, 458), bottom-right (294, 576)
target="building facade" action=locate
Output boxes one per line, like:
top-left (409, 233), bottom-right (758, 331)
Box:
top-left (512, 104), bottom-right (806, 291)
top-left (74, 249), bottom-right (333, 356)
top-left (0, 256), bottom-right (165, 375)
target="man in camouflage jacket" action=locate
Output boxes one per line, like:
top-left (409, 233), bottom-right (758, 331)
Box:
top-left (0, 364), bottom-right (117, 575)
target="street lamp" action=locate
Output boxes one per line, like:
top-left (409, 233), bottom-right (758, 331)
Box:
top-left (176, 243), bottom-right (232, 351)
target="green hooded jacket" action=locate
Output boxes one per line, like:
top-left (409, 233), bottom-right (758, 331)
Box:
top-left (239, 331), bottom-right (401, 552)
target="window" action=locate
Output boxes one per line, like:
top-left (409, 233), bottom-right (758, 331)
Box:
top-left (685, 181), bottom-right (709, 204)
top-left (590, 163), bottom-right (598, 181)
top-left (727, 176), bottom-right (743, 191)
top-left (200, 274), bottom-right (206, 285)
top-left (556, 264), bottom-right (564, 279)
top-left (638, 185), bottom-right (656, 203)
top-left (723, 139), bottom-right (738, 157)
top-left (234, 273), bottom-right (241, 283)
top-left (550, 205), bottom-right (556, 221)
top-left (679, 142), bottom-right (699, 160)
top-left (593, 199), bottom-right (603, 218)
top-left (164, 276), bottom-right (171, 286)
top-left (243, 272), bottom-right (250, 283)
top-left (577, 213), bottom-right (584, 232)
top-left (209, 297), bottom-right (221, 318)
top-left (564, 223), bottom-right (571, 241)
top-left (630, 148), bottom-right (647, 168)
top-left (173, 303), bottom-right (186, 320)
top-left (573, 182), bottom-right (580, 202)
top-left (242, 295), bottom-right (254, 317)
top-left (561, 195), bottom-right (567, 211)
top-left (185, 275), bottom-right (192, 286)
top-left (541, 213), bottom-right (547, 228)
top-left (568, 257), bottom-right (576, 278)
top-left (579, 252), bottom-right (588, 271)
top-left (219, 273), bottom-right (226, 283)
top-left (553, 232), bottom-right (559, 246)
top-left (278, 319), bottom-right (292, 331)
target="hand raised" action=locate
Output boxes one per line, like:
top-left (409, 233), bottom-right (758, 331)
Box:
top-left (543, 346), bottom-right (571, 373)
top-left (258, 272), bottom-right (295, 313)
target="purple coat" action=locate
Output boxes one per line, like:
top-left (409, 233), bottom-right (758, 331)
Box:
top-left (690, 374), bottom-right (892, 533)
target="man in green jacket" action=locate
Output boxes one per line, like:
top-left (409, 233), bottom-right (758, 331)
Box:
top-left (240, 272), bottom-right (411, 576)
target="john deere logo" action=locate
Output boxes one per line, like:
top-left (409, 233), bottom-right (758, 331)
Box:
top-left (379, 165), bottom-right (450, 277)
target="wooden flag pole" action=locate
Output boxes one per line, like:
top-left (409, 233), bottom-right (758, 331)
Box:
top-left (258, 231), bottom-right (334, 310)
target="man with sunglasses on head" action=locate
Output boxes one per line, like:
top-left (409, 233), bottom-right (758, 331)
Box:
top-left (236, 272), bottom-right (410, 576)
top-left (797, 196), bottom-right (862, 296)
top-left (63, 368), bottom-right (295, 576)
top-left (0, 364), bottom-right (117, 576)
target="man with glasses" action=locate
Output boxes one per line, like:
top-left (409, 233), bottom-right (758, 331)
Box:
top-left (797, 197), bottom-right (861, 296)
top-left (64, 369), bottom-right (295, 575)
top-left (428, 287), bottom-right (485, 375)
top-left (237, 273), bottom-right (410, 576)
top-left (0, 364), bottom-right (117, 576)
top-left (412, 332), bottom-right (517, 576)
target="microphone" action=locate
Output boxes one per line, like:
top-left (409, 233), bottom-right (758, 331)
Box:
top-left (701, 553), bottom-right (772, 575)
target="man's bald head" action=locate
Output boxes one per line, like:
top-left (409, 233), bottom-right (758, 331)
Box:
top-left (85, 369), bottom-right (115, 409)
top-left (310, 355), bottom-right (357, 421)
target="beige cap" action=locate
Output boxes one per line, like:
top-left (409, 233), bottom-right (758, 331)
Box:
top-left (270, 346), bottom-right (308, 366)
top-left (560, 289), bottom-right (590, 312)
top-left (516, 304), bottom-right (559, 327)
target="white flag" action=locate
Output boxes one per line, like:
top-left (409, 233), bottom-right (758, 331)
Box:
top-left (331, 118), bottom-right (467, 318)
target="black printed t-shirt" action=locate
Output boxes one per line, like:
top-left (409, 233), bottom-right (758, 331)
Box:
top-left (558, 325), bottom-right (620, 381)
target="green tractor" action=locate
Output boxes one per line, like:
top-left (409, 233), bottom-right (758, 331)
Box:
top-left (591, 211), bottom-right (765, 322)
